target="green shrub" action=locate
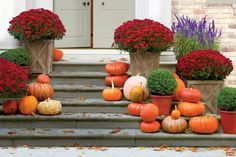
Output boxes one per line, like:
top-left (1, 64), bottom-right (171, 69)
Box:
top-left (0, 48), bottom-right (30, 66)
top-left (147, 69), bottom-right (177, 95)
top-left (216, 87), bottom-right (236, 111)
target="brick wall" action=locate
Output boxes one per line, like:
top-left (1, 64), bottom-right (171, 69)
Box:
top-left (172, 0), bottom-right (236, 86)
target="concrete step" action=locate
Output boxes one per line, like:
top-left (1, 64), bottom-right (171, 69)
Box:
top-left (0, 113), bottom-right (219, 129)
top-left (59, 98), bottom-right (130, 113)
top-left (0, 128), bottom-right (234, 147)
top-left (52, 50), bottom-right (176, 73)
top-left (52, 85), bottom-right (105, 99)
top-left (30, 72), bottom-right (107, 86)
top-left (53, 62), bottom-right (176, 73)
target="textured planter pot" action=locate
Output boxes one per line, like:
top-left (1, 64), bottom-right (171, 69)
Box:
top-left (150, 95), bottom-right (174, 116)
top-left (21, 40), bottom-right (54, 74)
top-left (129, 52), bottom-right (160, 77)
top-left (185, 80), bottom-right (224, 114)
top-left (219, 110), bottom-right (236, 134)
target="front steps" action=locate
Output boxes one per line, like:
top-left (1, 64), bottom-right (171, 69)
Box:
top-left (1, 50), bottom-right (235, 147)
top-left (0, 128), bottom-right (234, 147)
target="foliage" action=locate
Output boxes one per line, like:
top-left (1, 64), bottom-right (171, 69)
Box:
top-left (172, 14), bottom-right (221, 59)
top-left (0, 58), bottom-right (29, 97)
top-left (0, 48), bottom-right (30, 66)
top-left (114, 19), bottom-right (173, 53)
top-left (147, 69), bottom-right (177, 95)
top-left (8, 8), bottom-right (66, 42)
top-left (176, 49), bottom-right (233, 80)
top-left (216, 87), bottom-right (236, 111)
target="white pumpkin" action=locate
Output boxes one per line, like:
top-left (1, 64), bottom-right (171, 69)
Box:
top-left (37, 99), bottom-right (62, 115)
top-left (123, 75), bottom-right (149, 100)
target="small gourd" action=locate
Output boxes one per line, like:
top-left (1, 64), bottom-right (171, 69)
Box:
top-left (37, 98), bottom-right (62, 115)
top-left (102, 80), bottom-right (122, 101)
top-left (129, 83), bottom-right (144, 102)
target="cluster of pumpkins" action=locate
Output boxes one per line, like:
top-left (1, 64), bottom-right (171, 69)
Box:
top-left (2, 74), bottom-right (62, 116)
top-left (102, 61), bottom-right (149, 101)
top-left (128, 87), bottom-right (219, 134)
top-left (101, 62), bottom-right (219, 134)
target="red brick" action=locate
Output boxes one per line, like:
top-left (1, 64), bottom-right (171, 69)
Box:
top-left (193, 9), bottom-right (206, 14)
top-left (221, 47), bottom-right (236, 52)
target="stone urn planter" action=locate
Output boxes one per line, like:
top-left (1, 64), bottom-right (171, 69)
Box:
top-left (129, 52), bottom-right (160, 77)
top-left (185, 80), bottom-right (224, 114)
top-left (21, 40), bottom-right (54, 74)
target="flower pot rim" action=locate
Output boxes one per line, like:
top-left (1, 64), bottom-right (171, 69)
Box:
top-left (150, 95), bottom-right (174, 98)
top-left (218, 110), bottom-right (236, 114)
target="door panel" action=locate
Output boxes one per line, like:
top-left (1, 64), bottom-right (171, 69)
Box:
top-left (54, 0), bottom-right (91, 47)
top-left (93, 0), bottom-right (135, 48)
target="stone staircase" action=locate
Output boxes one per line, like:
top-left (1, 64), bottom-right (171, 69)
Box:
top-left (0, 50), bottom-right (235, 147)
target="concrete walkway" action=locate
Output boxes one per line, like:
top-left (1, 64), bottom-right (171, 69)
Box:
top-left (0, 147), bottom-right (234, 157)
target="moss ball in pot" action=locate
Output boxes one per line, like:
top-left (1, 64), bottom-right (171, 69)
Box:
top-left (147, 69), bottom-right (177, 116)
top-left (216, 87), bottom-right (236, 134)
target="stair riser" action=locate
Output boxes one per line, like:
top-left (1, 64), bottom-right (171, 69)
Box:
top-left (62, 106), bottom-right (127, 114)
top-left (53, 64), bottom-right (176, 73)
top-left (0, 138), bottom-right (233, 147)
top-left (53, 64), bottom-right (105, 73)
top-left (50, 77), bottom-right (105, 86)
top-left (53, 91), bottom-right (103, 99)
top-left (0, 121), bottom-right (140, 129)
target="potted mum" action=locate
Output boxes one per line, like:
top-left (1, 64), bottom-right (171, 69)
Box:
top-left (114, 19), bottom-right (173, 77)
top-left (176, 49), bottom-right (233, 113)
top-left (147, 69), bottom-right (177, 116)
top-left (0, 48), bottom-right (31, 73)
top-left (216, 87), bottom-right (236, 134)
top-left (172, 14), bottom-right (221, 59)
top-left (8, 8), bottom-right (66, 74)
top-left (0, 58), bottom-right (29, 99)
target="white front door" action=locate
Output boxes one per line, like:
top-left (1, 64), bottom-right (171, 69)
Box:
top-left (93, 0), bottom-right (135, 48)
top-left (54, 0), bottom-right (91, 48)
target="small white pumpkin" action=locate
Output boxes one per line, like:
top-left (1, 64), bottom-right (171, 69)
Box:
top-left (37, 99), bottom-right (62, 115)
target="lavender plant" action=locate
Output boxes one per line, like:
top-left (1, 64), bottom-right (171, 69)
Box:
top-left (172, 14), bottom-right (222, 59)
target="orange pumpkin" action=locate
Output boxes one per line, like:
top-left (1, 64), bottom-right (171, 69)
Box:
top-left (28, 82), bottom-right (54, 101)
top-left (18, 96), bottom-right (38, 115)
top-left (189, 116), bottom-right (219, 134)
top-left (140, 121), bottom-right (160, 133)
top-left (105, 75), bottom-right (129, 87)
top-left (104, 62), bottom-right (129, 75)
top-left (178, 101), bottom-right (205, 117)
top-left (127, 103), bottom-right (144, 116)
top-left (102, 80), bottom-right (122, 101)
top-left (53, 49), bottom-right (64, 61)
top-left (161, 116), bottom-right (187, 133)
top-left (140, 103), bottom-right (159, 122)
top-left (36, 74), bottom-right (50, 84)
top-left (173, 72), bottom-right (180, 79)
top-left (171, 106), bottom-right (181, 119)
top-left (173, 78), bottom-right (185, 101)
top-left (179, 88), bottom-right (201, 103)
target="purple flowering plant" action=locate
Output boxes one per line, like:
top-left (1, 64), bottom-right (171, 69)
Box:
top-left (172, 14), bottom-right (221, 59)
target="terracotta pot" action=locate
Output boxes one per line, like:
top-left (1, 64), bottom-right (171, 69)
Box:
top-left (219, 110), bottom-right (236, 134)
top-left (151, 95), bottom-right (174, 116)
top-left (129, 52), bottom-right (160, 77)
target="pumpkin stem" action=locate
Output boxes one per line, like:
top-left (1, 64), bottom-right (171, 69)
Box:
top-left (175, 105), bottom-right (177, 110)
top-left (111, 79), bottom-right (114, 89)
top-left (136, 73), bottom-right (140, 76)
